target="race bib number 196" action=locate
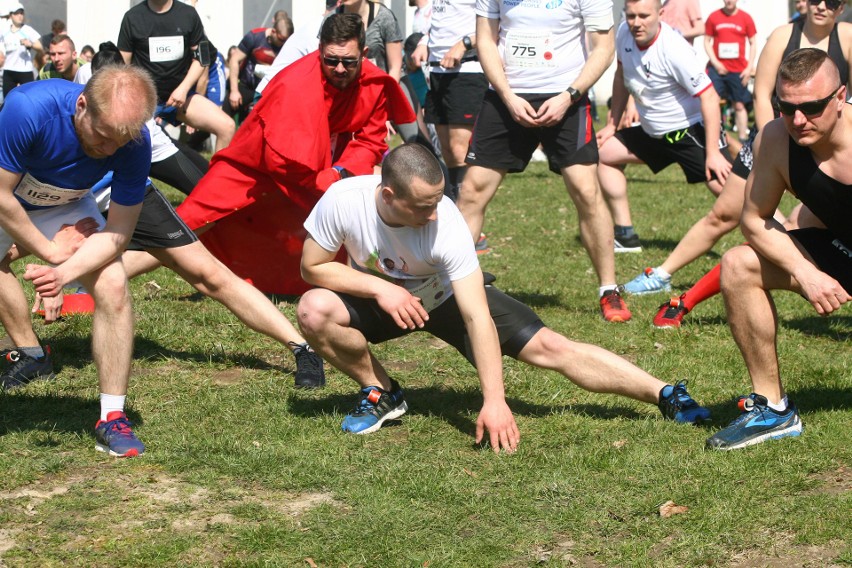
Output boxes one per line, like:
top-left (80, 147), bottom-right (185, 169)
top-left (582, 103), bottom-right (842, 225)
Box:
top-left (149, 35), bottom-right (184, 63)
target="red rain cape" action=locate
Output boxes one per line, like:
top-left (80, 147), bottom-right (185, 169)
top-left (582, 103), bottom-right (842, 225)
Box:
top-left (176, 53), bottom-right (415, 295)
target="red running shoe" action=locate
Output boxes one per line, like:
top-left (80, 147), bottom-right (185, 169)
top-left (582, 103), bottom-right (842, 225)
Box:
top-left (654, 297), bottom-right (690, 329)
top-left (600, 288), bottom-right (632, 322)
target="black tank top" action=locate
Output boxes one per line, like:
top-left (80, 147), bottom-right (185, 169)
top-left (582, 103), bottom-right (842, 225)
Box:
top-left (788, 137), bottom-right (852, 247)
top-left (784, 19), bottom-right (849, 88)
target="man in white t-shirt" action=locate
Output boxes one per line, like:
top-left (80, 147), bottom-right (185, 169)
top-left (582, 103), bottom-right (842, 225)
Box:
top-left (297, 143), bottom-right (711, 452)
top-left (457, 0), bottom-right (630, 323)
top-left (596, 0), bottom-right (732, 295)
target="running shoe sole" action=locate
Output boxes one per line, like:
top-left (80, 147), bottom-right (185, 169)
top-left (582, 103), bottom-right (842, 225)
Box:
top-left (349, 401), bottom-right (409, 435)
top-left (707, 417), bottom-right (803, 451)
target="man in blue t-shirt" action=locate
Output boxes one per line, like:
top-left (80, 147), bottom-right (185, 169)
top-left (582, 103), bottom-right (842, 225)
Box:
top-left (0, 67), bottom-right (157, 458)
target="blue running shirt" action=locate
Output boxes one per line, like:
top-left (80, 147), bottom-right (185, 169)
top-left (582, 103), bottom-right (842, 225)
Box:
top-left (0, 80), bottom-right (151, 211)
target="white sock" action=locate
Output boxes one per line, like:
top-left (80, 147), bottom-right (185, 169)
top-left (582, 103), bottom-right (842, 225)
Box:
top-left (599, 284), bottom-right (618, 298)
top-left (767, 396), bottom-right (788, 412)
top-left (99, 394), bottom-right (126, 421)
top-left (654, 266), bottom-right (671, 280)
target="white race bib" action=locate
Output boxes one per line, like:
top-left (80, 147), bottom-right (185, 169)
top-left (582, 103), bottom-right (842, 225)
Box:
top-left (410, 275), bottom-right (448, 313)
top-left (149, 36), bottom-right (184, 63)
top-left (505, 30), bottom-right (555, 69)
top-left (14, 173), bottom-right (89, 207)
top-left (718, 42), bottom-right (739, 60)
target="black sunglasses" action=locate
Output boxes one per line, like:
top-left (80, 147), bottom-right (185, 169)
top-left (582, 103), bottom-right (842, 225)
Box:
top-left (772, 86), bottom-right (841, 117)
top-left (322, 56), bottom-right (360, 69)
top-left (808, 0), bottom-right (842, 10)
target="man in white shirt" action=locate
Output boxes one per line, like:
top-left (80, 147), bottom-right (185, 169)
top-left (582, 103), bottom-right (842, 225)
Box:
top-left (457, 0), bottom-right (629, 323)
top-left (297, 143), bottom-right (711, 452)
top-left (597, 0), bottom-right (732, 295)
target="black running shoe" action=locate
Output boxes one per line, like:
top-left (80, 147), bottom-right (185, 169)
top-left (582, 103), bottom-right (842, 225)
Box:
top-left (289, 342), bottom-right (326, 388)
top-left (1, 347), bottom-right (55, 391)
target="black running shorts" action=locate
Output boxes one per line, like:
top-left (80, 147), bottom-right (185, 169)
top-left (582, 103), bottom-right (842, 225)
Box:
top-left (425, 72), bottom-right (489, 125)
top-left (788, 228), bottom-right (852, 293)
top-left (466, 90), bottom-right (599, 175)
top-left (115, 185), bottom-right (198, 251)
top-left (337, 284), bottom-right (545, 363)
top-left (615, 122), bottom-right (731, 184)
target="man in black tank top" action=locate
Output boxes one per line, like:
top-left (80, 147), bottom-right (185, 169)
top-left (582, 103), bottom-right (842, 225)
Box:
top-left (707, 49), bottom-right (851, 451)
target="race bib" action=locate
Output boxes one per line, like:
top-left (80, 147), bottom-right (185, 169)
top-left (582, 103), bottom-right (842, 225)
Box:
top-left (410, 275), bottom-right (448, 313)
top-left (505, 30), bottom-right (555, 69)
top-left (718, 42), bottom-right (739, 60)
top-left (14, 174), bottom-right (89, 207)
top-left (149, 36), bottom-right (184, 63)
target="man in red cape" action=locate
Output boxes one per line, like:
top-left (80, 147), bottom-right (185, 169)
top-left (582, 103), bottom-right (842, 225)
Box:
top-left (174, 13), bottom-right (415, 294)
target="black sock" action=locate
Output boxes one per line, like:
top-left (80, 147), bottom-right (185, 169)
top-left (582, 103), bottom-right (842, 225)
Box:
top-left (615, 224), bottom-right (636, 238)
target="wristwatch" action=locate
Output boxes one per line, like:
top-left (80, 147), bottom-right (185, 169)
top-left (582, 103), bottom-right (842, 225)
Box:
top-left (462, 35), bottom-right (473, 50)
top-left (566, 87), bottom-right (582, 104)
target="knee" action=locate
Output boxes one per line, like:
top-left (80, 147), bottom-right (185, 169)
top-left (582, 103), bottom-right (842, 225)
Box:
top-left (297, 290), bottom-right (341, 338)
top-left (720, 246), bottom-right (758, 293)
top-left (520, 328), bottom-right (575, 368)
top-left (705, 206), bottom-right (739, 233)
top-left (90, 265), bottom-right (131, 309)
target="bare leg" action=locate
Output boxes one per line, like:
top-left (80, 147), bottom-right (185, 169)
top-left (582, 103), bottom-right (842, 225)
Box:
top-left (456, 165), bottom-right (507, 242)
top-left (517, 328), bottom-right (666, 403)
top-left (561, 163), bottom-right (616, 286)
top-left (297, 288), bottom-right (392, 390)
top-left (143, 242), bottom-right (308, 346)
top-left (178, 95), bottom-right (235, 153)
top-left (123, 223), bottom-right (214, 279)
top-left (77, 260), bottom-right (134, 396)
top-left (436, 124), bottom-right (473, 168)
top-left (720, 245), bottom-right (801, 405)
top-left (658, 174), bottom-right (746, 275)
top-left (597, 136), bottom-right (644, 227)
top-left (0, 257), bottom-right (41, 347)
top-left (734, 101), bottom-right (749, 142)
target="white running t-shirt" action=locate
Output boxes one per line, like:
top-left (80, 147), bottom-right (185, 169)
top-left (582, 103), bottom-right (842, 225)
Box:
top-left (304, 175), bottom-right (480, 311)
top-left (427, 0), bottom-right (482, 74)
top-left (476, 0), bottom-right (613, 93)
top-left (616, 21), bottom-right (712, 137)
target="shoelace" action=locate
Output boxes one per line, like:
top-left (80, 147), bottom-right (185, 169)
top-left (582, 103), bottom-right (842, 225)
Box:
top-left (661, 300), bottom-right (685, 318)
top-left (104, 418), bottom-right (135, 437)
top-left (352, 386), bottom-right (387, 415)
top-left (669, 381), bottom-right (698, 409)
top-left (603, 292), bottom-right (626, 310)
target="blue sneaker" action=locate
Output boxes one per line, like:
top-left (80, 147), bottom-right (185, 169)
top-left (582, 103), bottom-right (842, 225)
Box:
top-left (624, 267), bottom-right (672, 295)
top-left (94, 411), bottom-right (145, 457)
top-left (341, 379), bottom-right (408, 434)
top-left (658, 381), bottom-right (711, 424)
top-left (706, 394), bottom-right (802, 450)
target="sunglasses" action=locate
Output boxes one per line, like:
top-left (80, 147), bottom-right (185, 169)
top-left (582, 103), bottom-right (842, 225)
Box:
top-left (322, 56), bottom-right (360, 69)
top-left (808, 0), bottom-right (842, 10)
top-left (772, 86), bottom-right (841, 117)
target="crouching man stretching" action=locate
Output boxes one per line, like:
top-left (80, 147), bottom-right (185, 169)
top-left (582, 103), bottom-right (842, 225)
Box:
top-left (297, 144), bottom-right (710, 452)
top-left (707, 49), bottom-right (851, 450)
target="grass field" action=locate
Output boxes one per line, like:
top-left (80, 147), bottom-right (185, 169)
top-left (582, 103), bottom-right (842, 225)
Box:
top-left (1, 153), bottom-right (850, 566)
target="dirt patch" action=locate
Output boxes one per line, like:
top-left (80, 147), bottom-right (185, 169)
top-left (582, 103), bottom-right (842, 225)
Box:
top-left (383, 360), bottom-right (420, 374)
top-left (268, 491), bottom-right (339, 517)
top-left (806, 465), bottom-right (851, 496)
top-left (0, 529), bottom-right (18, 554)
top-left (730, 541), bottom-right (847, 567)
top-left (211, 368), bottom-right (245, 386)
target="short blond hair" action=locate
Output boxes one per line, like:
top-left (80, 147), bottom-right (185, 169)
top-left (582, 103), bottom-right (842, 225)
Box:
top-left (83, 65), bottom-right (156, 141)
